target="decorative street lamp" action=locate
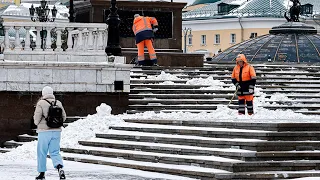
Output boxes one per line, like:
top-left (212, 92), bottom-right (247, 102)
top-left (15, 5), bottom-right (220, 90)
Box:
top-left (69, 0), bottom-right (75, 22)
top-left (183, 27), bottom-right (192, 53)
top-left (105, 0), bottom-right (122, 56)
top-left (29, 0), bottom-right (57, 49)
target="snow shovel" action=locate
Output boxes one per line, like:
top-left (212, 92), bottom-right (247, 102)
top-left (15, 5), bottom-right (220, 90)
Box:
top-left (227, 86), bottom-right (239, 107)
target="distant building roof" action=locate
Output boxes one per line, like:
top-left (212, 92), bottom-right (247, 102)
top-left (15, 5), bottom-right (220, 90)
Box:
top-left (184, 0), bottom-right (320, 20)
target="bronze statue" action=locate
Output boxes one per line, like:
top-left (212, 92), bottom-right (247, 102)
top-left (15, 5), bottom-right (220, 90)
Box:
top-left (285, 0), bottom-right (301, 22)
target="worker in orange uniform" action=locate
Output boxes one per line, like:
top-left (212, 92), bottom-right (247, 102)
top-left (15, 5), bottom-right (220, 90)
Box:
top-left (231, 54), bottom-right (257, 115)
top-left (132, 14), bottom-right (158, 66)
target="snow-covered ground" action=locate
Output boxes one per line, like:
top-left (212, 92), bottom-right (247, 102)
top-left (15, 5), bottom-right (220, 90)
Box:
top-left (1, 71), bottom-right (320, 179)
top-left (0, 159), bottom-right (194, 180)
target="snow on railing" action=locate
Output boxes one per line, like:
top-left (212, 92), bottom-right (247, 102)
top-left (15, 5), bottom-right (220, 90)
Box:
top-left (2, 22), bottom-right (108, 52)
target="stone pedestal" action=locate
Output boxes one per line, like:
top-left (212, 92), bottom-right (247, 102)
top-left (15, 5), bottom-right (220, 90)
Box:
top-left (90, 0), bottom-right (186, 50)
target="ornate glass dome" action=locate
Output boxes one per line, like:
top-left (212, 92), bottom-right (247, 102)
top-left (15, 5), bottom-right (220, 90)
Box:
top-left (213, 22), bottom-right (320, 63)
top-left (192, 0), bottom-right (220, 6)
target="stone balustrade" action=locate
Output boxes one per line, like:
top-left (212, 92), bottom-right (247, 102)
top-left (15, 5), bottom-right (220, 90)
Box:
top-left (2, 22), bottom-right (111, 62)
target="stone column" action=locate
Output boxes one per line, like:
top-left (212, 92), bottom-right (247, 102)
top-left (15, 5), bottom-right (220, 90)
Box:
top-left (56, 28), bottom-right (63, 51)
top-left (35, 26), bottom-right (42, 51)
top-left (24, 26), bottom-right (31, 51)
top-left (45, 27), bottom-right (53, 51)
top-left (4, 26), bottom-right (11, 50)
top-left (14, 26), bottom-right (21, 51)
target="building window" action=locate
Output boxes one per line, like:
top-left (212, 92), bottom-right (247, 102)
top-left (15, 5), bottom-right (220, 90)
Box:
top-left (301, 4), bottom-right (313, 15)
top-left (250, 33), bottom-right (257, 38)
top-left (214, 34), bottom-right (220, 44)
top-left (187, 35), bottom-right (193, 45)
top-left (230, 34), bottom-right (236, 43)
top-left (201, 35), bottom-right (206, 45)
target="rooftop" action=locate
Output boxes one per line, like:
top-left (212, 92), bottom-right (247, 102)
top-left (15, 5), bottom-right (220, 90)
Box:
top-left (183, 0), bottom-right (320, 20)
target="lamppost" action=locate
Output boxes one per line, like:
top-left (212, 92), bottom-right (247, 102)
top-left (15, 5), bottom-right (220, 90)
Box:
top-left (105, 0), bottom-right (122, 56)
top-left (183, 27), bottom-right (192, 53)
top-left (69, 0), bottom-right (75, 22)
top-left (29, 0), bottom-right (57, 49)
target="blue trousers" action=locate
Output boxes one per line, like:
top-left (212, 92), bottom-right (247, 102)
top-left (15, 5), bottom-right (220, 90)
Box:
top-left (37, 131), bottom-right (64, 172)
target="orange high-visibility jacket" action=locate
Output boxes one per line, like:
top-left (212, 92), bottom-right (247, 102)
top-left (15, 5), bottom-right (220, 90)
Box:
top-left (231, 54), bottom-right (257, 95)
top-left (132, 16), bottom-right (158, 44)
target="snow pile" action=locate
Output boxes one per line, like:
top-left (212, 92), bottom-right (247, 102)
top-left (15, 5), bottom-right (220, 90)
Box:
top-left (268, 93), bottom-right (293, 102)
top-left (0, 103), bottom-right (123, 161)
top-left (186, 76), bottom-right (226, 86)
top-left (60, 104), bottom-right (123, 148)
top-left (148, 71), bottom-right (183, 80)
top-left (159, 81), bottom-right (176, 85)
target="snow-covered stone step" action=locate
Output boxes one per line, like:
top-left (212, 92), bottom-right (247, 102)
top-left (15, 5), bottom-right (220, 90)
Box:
top-left (3, 140), bottom-right (24, 148)
top-left (77, 138), bottom-right (255, 160)
top-left (110, 122), bottom-right (272, 139)
top-left (130, 88), bottom-right (320, 94)
top-left (129, 99), bottom-right (320, 106)
top-left (126, 109), bottom-right (316, 116)
top-left (123, 119), bottom-right (320, 131)
top-left (265, 100), bottom-right (320, 104)
top-left (295, 110), bottom-right (320, 115)
top-left (131, 69), bottom-right (320, 76)
top-left (0, 148), bottom-right (11, 153)
top-left (17, 134), bottom-right (37, 142)
top-left (130, 79), bottom-right (320, 85)
top-left (97, 129), bottom-right (265, 151)
top-left (61, 148), bottom-right (320, 173)
top-left (131, 70), bottom-right (320, 76)
top-left (109, 123), bottom-right (320, 141)
top-left (129, 99), bottom-right (238, 105)
top-left (130, 84), bottom-right (320, 90)
top-left (128, 104), bottom-right (320, 111)
top-left (129, 94), bottom-right (234, 99)
top-left (61, 152), bottom-right (228, 179)
top-left (215, 171), bottom-right (320, 179)
top-left (256, 151), bottom-right (320, 161)
top-left (260, 105), bottom-right (320, 111)
top-left (130, 74), bottom-right (320, 80)
top-left (135, 65), bottom-right (314, 71)
top-left (65, 116), bottom-right (86, 123)
top-left (130, 89), bottom-right (235, 94)
top-left (131, 84), bottom-right (216, 89)
top-left (61, 145), bottom-right (242, 171)
top-left (129, 93), bottom-right (320, 100)
top-left (128, 104), bottom-right (238, 111)
top-left (96, 130), bottom-right (320, 151)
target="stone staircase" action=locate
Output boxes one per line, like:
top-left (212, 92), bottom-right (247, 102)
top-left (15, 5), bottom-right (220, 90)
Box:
top-left (3, 117), bottom-right (320, 179)
top-left (2, 62), bottom-right (320, 179)
top-left (60, 119), bottom-right (320, 179)
top-left (128, 62), bottom-right (320, 115)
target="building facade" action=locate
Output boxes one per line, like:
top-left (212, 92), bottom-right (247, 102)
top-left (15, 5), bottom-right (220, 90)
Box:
top-left (182, 0), bottom-right (320, 57)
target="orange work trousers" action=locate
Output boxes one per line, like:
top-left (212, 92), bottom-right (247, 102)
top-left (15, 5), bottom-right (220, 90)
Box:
top-left (238, 95), bottom-right (254, 115)
top-left (137, 39), bottom-right (157, 62)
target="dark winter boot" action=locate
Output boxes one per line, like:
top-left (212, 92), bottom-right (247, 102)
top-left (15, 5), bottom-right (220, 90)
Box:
top-left (35, 172), bottom-right (45, 180)
top-left (57, 164), bottom-right (66, 179)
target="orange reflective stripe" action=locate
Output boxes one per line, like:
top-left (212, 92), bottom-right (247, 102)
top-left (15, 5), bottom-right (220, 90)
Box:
top-left (138, 55), bottom-right (144, 60)
top-left (132, 24), bottom-right (136, 32)
top-left (150, 17), bottom-right (158, 26)
top-left (134, 27), bottom-right (152, 35)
